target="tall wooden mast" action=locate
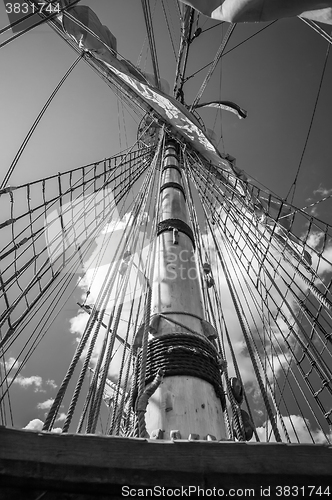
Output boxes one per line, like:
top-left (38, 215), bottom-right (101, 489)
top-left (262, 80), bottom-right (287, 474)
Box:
top-left (142, 139), bottom-right (226, 440)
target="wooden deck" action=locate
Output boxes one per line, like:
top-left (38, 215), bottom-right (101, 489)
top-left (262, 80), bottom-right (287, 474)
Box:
top-left (1, 426), bottom-right (331, 499)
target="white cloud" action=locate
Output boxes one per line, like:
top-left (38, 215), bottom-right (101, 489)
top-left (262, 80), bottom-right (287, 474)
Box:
top-left (2, 357), bottom-right (20, 371)
top-left (309, 206), bottom-right (318, 217)
top-left (56, 412), bottom-right (67, 422)
top-left (306, 231), bottom-right (332, 277)
top-left (68, 214), bottom-right (151, 377)
top-left (37, 398), bottom-right (54, 410)
top-left (256, 415), bottom-right (332, 444)
top-left (313, 185), bottom-right (332, 197)
top-left (23, 418), bottom-right (62, 433)
top-left (13, 375), bottom-right (43, 392)
top-left (46, 379), bottom-right (58, 389)
top-left (23, 418), bottom-right (44, 431)
top-left (205, 210), bottom-right (301, 390)
top-left (51, 427), bottom-right (63, 433)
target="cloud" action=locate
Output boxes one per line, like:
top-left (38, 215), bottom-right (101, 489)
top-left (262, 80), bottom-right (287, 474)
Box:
top-left (23, 418), bottom-right (62, 433)
top-left (313, 185), bottom-right (332, 197)
top-left (56, 412), bottom-right (67, 422)
top-left (37, 398), bottom-right (55, 410)
top-left (206, 210), bottom-right (300, 390)
top-left (256, 415), bottom-right (332, 444)
top-left (306, 231), bottom-right (332, 277)
top-left (68, 211), bottom-right (152, 377)
top-left (23, 418), bottom-right (44, 431)
top-left (1, 357), bottom-right (20, 371)
top-left (12, 375), bottom-right (43, 392)
top-left (309, 206), bottom-right (318, 217)
top-left (51, 427), bottom-right (63, 433)
top-left (44, 184), bottom-right (120, 276)
top-left (46, 379), bottom-right (58, 389)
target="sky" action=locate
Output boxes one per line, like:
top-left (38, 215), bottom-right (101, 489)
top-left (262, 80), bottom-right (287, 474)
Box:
top-left (0, 1), bottom-right (332, 439)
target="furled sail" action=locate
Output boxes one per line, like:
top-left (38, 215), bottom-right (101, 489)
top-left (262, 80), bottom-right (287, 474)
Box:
top-left (59, 0), bottom-right (117, 56)
top-left (58, 0), bottom-right (169, 92)
top-left (193, 100), bottom-right (247, 120)
top-left (55, 0), bottom-right (239, 181)
top-left (179, 0), bottom-right (332, 24)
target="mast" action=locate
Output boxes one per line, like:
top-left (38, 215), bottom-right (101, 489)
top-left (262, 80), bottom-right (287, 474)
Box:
top-left (140, 138), bottom-right (226, 440)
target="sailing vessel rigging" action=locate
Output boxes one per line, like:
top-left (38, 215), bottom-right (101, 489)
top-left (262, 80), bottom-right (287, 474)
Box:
top-left (1, 0), bottom-right (332, 496)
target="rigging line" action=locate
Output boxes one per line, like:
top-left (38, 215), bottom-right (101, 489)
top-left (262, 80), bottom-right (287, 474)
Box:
top-left (201, 192), bottom-right (281, 442)
top-left (32, 1), bottom-right (169, 123)
top-left (110, 154), bottom-right (160, 435)
top-left (213, 42), bottom-right (224, 148)
top-left (0, 151), bottom-right (151, 269)
top-left (0, 249), bottom-right (89, 401)
top-left (80, 193), bottom-right (144, 307)
top-left (0, 0), bottom-right (81, 50)
top-left (200, 249), bottom-right (247, 440)
top-left (201, 22), bottom-right (224, 34)
top-left (140, 0), bottom-right (161, 89)
top-left (193, 158), bottom-right (332, 304)
top-left (0, 353), bottom-right (14, 426)
top-left (182, 155), bottom-right (209, 314)
top-left (300, 18), bottom-right (332, 45)
top-left (0, 55), bottom-right (83, 190)
top-left (78, 259), bottom-right (145, 433)
top-left (0, 8), bottom-right (37, 35)
top-left (0, 162), bottom-right (138, 296)
top-left (185, 21), bottom-right (277, 83)
top-left (173, 7), bottom-right (195, 97)
top-left (195, 178), bottom-right (327, 439)
top-left (160, 0), bottom-right (178, 61)
top-left (300, 193), bottom-right (332, 214)
top-left (0, 163), bottom-right (150, 347)
top-left (217, 207), bottom-right (332, 391)
top-left (286, 38), bottom-right (331, 204)
top-left (219, 234), bottom-right (296, 444)
top-left (45, 180), bottom-right (145, 430)
top-left (90, 168), bottom-right (156, 432)
top-left (0, 148), bottom-right (150, 193)
top-left (0, 169), bottom-right (143, 304)
top-left (219, 225), bottom-right (329, 439)
top-left (2, 157), bottom-right (148, 294)
top-left (88, 161), bottom-right (158, 434)
top-left (47, 4), bottom-right (147, 86)
top-left (0, 204), bottom-right (121, 364)
top-left (0, 153), bottom-right (150, 247)
top-left (207, 180), bottom-right (332, 330)
top-left (191, 163), bottom-right (332, 362)
top-left (190, 24), bottom-right (237, 110)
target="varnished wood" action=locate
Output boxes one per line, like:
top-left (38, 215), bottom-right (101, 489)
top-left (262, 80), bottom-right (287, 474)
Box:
top-left (145, 376), bottom-right (225, 439)
top-left (1, 426), bottom-right (331, 498)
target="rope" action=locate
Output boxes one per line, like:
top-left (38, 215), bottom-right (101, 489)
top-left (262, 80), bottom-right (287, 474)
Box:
top-left (0, 150), bottom-right (151, 342)
top-left (300, 17), bottom-right (332, 45)
top-left (286, 36), bottom-right (331, 204)
top-left (136, 369), bottom-right (164, 438)
top-left (1, 55), bottom-right (82, 190)
top-left (190, 23), bottom-right (236, 110)
top-left (205, 198), bottom-right (283, 441)
top-left (136, 333), bottom-right (226, 410)
top-left (0, 0), bottom-right (81, 50)
top-left (190, 158), bottom-right (332, 431)
top-left (161, 0), bottom-right (178, 60)
top-left (185, 21), bottom-right (277, 83)
top-left (87, 156), bottom-right (158, 433)
top-left (140, 0), bottom-right (161, 89)
top-left (42, 309), bottom-right (99, 431)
